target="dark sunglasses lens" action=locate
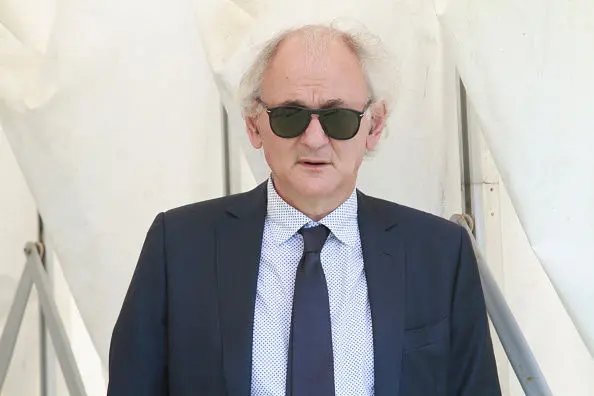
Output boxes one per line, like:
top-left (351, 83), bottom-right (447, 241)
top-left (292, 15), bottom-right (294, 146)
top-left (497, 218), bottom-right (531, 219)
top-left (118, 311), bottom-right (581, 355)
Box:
top-left (320, 109), bottom-right (360, 140)
top-left (269, 107), bottom-right (311, 138)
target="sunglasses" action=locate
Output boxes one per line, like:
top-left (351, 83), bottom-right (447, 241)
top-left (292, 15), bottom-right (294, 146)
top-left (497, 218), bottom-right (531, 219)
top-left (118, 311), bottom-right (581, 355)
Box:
top-left (257, 98), bottom-right (371, 140)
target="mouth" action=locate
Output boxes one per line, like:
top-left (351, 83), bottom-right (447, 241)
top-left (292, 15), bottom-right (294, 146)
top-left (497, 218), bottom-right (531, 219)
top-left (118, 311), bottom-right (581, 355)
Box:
top-left (298, 159), bottom-right (331, 168)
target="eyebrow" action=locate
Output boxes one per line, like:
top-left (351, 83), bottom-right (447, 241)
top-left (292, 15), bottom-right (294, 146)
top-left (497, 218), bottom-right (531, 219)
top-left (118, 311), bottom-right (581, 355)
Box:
top-left (278, 98), bottom-right (346, 109)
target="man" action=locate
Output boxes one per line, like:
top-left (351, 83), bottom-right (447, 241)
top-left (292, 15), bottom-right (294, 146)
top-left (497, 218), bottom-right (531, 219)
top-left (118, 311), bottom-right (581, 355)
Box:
top-left (107, 24), bottom-right (501, 395)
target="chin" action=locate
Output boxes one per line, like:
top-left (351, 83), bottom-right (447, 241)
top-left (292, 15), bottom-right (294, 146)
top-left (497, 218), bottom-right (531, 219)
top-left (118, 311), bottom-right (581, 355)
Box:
top-left (275, 168), bottom-right (344, 200)
top-left (293, 178), bottom-right (337, 198)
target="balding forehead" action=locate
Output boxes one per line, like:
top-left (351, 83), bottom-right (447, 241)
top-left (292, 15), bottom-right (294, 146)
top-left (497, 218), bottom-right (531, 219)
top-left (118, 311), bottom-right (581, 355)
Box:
top-left (268, 30), bottom-right (365, 83)
top-left (272, 26), bottom-right (361, 67)
top-left (261, 28), bottom-right (369, 108)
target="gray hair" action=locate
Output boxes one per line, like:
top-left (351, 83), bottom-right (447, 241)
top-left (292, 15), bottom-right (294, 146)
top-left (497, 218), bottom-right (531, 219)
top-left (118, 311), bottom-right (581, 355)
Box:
top-left (238, 22), bottom-right (399, 117)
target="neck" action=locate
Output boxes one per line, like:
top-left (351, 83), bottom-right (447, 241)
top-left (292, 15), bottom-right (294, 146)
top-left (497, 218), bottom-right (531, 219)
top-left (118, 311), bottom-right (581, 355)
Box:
top-left (272, 179), bottom-right (355, 222)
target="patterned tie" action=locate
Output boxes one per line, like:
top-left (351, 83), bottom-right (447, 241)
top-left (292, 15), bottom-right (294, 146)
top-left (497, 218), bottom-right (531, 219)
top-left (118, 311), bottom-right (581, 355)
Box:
top-left (286, 225), bottom-right (335, 396)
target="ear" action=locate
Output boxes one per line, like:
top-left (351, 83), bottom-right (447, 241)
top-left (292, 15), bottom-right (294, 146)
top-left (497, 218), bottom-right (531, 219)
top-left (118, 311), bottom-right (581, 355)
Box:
top-left (366, 101), bottom-right (387, 151)
top-left (245, 114), bottom-right (263, 149)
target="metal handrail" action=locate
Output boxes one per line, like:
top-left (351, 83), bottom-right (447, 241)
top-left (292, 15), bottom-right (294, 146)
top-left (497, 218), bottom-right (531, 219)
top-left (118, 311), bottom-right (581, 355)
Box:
top-left (450, 214), bottom-right (553, 396)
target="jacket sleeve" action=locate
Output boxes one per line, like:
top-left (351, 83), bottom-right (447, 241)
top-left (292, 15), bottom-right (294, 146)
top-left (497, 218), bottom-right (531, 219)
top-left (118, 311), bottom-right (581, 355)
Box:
top-left (448, 226), bottom-right (501, 395)
top-left (107, 213), bottom-right (168, 395)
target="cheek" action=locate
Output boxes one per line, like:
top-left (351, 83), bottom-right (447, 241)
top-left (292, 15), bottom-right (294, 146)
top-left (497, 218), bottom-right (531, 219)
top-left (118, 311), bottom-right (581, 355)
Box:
top-left (262, 136), bottom-right (295, 168)
top-left (333, 138), bottom-right (367, 169)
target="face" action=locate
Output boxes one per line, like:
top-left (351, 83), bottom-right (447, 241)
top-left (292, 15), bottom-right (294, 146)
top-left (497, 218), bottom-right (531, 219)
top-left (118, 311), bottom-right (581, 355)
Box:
top-left (245, 33), bottom-right (387, 204)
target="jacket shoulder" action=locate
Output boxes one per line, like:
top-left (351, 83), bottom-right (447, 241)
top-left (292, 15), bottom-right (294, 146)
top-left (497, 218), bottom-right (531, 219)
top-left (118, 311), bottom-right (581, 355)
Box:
top-left (360, 193), bottom-right (463, 241)
top-left (163, 185), bottom-right (261, 227)
top-left (165, 193), bottom-right (231, 221)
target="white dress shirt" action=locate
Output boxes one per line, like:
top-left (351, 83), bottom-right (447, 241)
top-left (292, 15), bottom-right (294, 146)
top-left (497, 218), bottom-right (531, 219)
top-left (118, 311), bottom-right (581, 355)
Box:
top-left (251, 178), bottom-right (374, 395)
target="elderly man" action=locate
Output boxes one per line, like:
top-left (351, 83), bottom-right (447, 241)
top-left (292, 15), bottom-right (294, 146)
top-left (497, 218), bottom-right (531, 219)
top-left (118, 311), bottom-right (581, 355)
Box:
top-left (107, 24), bottom-right (501, 396)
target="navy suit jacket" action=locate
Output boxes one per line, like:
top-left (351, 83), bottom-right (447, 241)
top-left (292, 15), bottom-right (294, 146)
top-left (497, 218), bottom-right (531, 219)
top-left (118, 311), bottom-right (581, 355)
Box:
top-left (107, 182), bottom-right (501, 395)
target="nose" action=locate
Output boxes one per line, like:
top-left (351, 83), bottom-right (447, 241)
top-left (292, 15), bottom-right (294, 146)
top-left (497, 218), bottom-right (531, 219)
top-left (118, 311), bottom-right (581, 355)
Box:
top-left (299, 114), bottom-right (329, 149)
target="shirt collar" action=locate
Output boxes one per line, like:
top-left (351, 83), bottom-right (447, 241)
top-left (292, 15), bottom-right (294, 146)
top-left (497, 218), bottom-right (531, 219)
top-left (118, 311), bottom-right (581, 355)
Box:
top-left (266, 178), bottom-right (359, 247)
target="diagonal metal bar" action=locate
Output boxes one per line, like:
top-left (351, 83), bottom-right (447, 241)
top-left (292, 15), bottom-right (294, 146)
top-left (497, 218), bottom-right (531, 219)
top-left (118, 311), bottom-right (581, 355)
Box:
top-left (0, 243), bottom-right (87, 396)
top-left (25, 243), bottom-right (87, 396)
top-left (0, 253), bottom-right (34, 389)
top-left (450, 214), bottom-right (553, 396)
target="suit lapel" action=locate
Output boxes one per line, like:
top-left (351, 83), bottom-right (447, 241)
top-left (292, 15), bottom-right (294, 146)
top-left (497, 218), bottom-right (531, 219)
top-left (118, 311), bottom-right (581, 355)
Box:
top-left (216, 182), bottom-right (267, 396)
top-left (358, 192), bottom-right (406, 396)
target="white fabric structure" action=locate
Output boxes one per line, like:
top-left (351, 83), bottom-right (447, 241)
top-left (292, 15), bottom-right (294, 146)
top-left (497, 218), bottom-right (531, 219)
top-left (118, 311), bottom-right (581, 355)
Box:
top-left (0, 0), bottom-right (225, 365)
top-left (1, 0), bottom-right (592, 377)
top-left (440, 0), bottom-right (594, 355)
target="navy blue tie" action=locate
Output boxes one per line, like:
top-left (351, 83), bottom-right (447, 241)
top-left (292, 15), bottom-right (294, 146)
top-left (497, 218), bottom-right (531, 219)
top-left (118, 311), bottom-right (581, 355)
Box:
top-left (286, 225), bottom-right (335, 396)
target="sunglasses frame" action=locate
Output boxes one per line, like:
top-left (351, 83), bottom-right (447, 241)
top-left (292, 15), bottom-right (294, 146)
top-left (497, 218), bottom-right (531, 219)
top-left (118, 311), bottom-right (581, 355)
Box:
top-left (257, 98), bottom-right (371, 140)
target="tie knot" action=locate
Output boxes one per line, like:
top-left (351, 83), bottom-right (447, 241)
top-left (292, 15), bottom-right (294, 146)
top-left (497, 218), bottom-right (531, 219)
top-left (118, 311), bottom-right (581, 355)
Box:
top-left (299, 225), bottom-right (330, 253)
